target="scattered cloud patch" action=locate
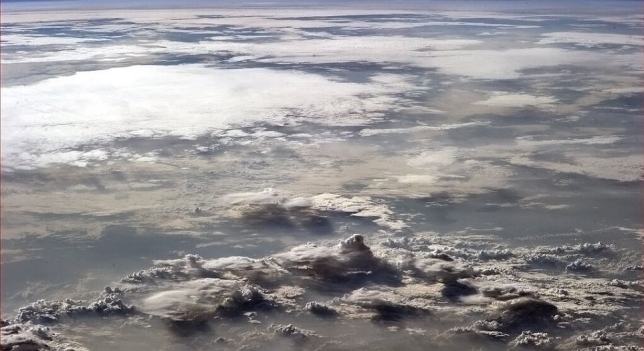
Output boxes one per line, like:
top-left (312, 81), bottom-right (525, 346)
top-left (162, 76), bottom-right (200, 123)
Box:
top-left (539, 32), bottom-right (643, 47)
top-left (474, 92), bottom-right (557, 108)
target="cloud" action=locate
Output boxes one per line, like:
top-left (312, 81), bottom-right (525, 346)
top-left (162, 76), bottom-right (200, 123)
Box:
top-left (4, 232), bottom-right (643, 350)
top-left (0, 34), bottom-right (482, 65)
top-left (396, 174), bottom-right (438, 184)
top-left (515, 135), bottom-right (622, 147)
top-left (0, 34), bottom-right (110, 46)
top-left (141, 278), bottom-right (269, 321)
top-left (1, 324), bottom-right (90, 351)
top-left (604, 87), bottom-right (642, 95)
top-left (2, 6), bottom-right (643, 351)
top-left (539, 32), bottom-right (644, 47)
top-left (1, 64), bottom-right (414, 168)
top-left (474, 93), bottom-right (557, 108)
top-left (358, 121), bottom-right (487, 137)
top-left (219, 189), bottom-right (407, 231)
top-left (310, 193), bottom-right (408, 230)
top-left (423, 47), bottom-right (640, 80)
top-left (508, 154), bottom-right (643, 182)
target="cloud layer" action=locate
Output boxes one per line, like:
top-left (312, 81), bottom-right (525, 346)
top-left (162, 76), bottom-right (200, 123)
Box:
top-left (2, 65), bottom-right (412, 168)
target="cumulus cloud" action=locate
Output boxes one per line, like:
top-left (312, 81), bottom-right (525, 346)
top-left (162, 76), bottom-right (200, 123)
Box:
top-left (4, 232), bottom-right (643, 351)
top-left (141, 278), bottom-right (270, 321)
top-left (219, 189), bottom-right (408, 231)
top-left (1, 323), bottom-right (90, 351)
top-left (309, 193), bottom-right (408, 231)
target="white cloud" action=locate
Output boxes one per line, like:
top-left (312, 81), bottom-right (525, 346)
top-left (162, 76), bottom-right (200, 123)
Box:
top-left (308, 193), bottom-right (409, 231)
top-left (474, 92), bottom-right (557, 108)
top-left (509, 154), bottom-right (642, 182)
top-left (515, 135), bottom-right (622, 146)
top-left (539, 32), bottom-right (643, 47)
top-left (1, 43), bottom-right (161, 64)
top-left (408, 148), bottom-right (458, 169)
top-left (424, 47), bottom-right (640, 80)
top-left (396, 174), bottom-right (438, 184)
top-left (359, 121), bottom-right (487, 137)
top-left (0, 34), bottom-right (110, 46)
top-left (605, 87), bottom-right (642, 94)
top-left (1, 64), bottom-right (413, 168)
top-left (1, 33), bottom-right (482, 64)
top-left (2, 15), bottom-right (640, 83)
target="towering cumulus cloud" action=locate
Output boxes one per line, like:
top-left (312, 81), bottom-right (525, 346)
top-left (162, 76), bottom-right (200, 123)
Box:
top-left (3, 232), bottom-right (642, 350)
